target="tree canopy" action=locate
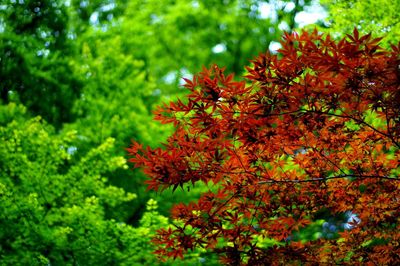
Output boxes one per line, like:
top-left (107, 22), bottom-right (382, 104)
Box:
top-left (0, 0), bottom-right (81, 126)
top-left (128, 29), bottom-right (400, 265)
top-left (320, 0), bottom-right (400, 47)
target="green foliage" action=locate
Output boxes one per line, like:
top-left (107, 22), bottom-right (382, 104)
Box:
top-left (63, 28), bottom-right (173, 220)
top-left (68, 0), bottom-right (129, 33)
top-left (0, 97), bottom-right (212, 263)
top-left (68, 34), bottom-right (165, 149)
top-left (119, 0), bottom-right (312, 91)
top-left (0, 0), bottom-right (81, 126)
top-left (0, 103), bottom-right (217, 265)
top-left (320, 0), bottom-right (400, 47)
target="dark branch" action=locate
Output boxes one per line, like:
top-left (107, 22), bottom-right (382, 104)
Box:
top-left (258, 174), bottom-right (399, 184)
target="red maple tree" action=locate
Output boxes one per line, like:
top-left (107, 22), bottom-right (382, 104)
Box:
top-left (128, 29), bottom-right (400, 265)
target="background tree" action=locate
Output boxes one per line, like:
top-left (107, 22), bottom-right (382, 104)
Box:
top-left (0, 103), bottom-right (219, 265)
top-left (117, 0), bottom-right (314, 92)
top-left (320, 0), bottom-right (400, 47)
top-left (0, 0), bottom-right (81, 127)
top-left (128, 29), bottom-right (400, 265)
top-left (0, 103), bottom-right (137, 264)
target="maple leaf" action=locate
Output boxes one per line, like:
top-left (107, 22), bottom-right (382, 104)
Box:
top-left (127, 29), bottom-right (400, 265)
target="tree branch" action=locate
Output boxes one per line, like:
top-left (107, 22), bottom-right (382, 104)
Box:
top-left (258, 174), bottom-right (399, 184)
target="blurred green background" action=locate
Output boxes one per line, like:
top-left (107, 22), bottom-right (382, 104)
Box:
top-left (1, 0), bottom-right (399, 264)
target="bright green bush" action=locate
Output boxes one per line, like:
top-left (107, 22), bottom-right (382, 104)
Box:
top-left (0, 103), bottom-right (131, 264)
top-left (0, 103), bottom-right (220, 265)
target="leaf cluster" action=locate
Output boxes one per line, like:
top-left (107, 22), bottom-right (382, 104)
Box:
top-left (0, 103), bottom-right (178, 265)
top-left (129, 29), bottom-right (400, 265)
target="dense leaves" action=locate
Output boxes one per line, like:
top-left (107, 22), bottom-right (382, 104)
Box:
top-left (321, 0), bottom-right (400, 48)
top-left (114, 0), bottom-right (314, 97)
top-left (0, 0), bottom-right (81, 126)
top-left (0, 103), bottom-right (137, 264)
top-left (128, 29), bottom-right (400, 264)
top-left (0, 103), bottom-right (215, 265)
